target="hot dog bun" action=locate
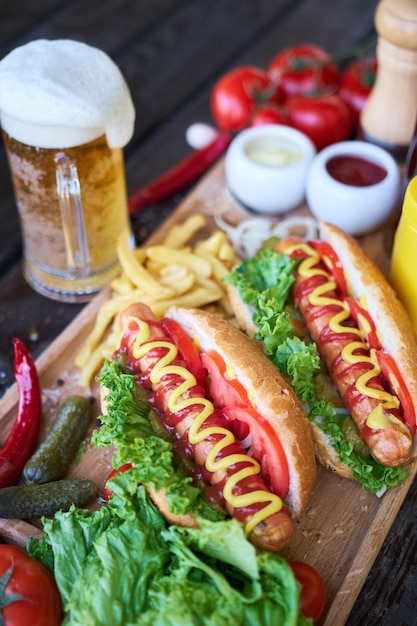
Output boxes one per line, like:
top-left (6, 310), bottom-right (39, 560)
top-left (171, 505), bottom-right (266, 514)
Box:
top-left (166, 306), bottom-right (316, 516)
top-left (226, 289), bottom-right (350, 477)
top-left (319, 222), bottom-right (417, 418)
top-left (101, 305), bottom-right (316, 545)
top-left (226, 221), bottom-right (417, 486)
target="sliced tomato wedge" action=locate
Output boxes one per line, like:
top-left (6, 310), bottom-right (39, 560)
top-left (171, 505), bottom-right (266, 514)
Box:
top-left (376, 350), bottom-right (416, 434)
top-left (344, 296), bottom-right (381, 350)
top-left (161, 317), bottom-right (207, 388)
top-left (201, 350), bottom-right (250, 407)
top-left (309, 240), bottom-right (348, 295)
top-left (222, 405), bottom-right (290, 498)
top-left (201, 350), bottom-right (289, 497)
top-left (103, 463), bottom-right (134, 501)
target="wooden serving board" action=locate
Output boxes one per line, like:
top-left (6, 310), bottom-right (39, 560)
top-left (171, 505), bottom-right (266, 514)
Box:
top-left (0, 159), bottom-right (412, 626)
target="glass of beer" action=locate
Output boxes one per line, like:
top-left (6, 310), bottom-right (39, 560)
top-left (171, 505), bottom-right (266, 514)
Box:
top-left (0, 39), bottom-right (135, 302)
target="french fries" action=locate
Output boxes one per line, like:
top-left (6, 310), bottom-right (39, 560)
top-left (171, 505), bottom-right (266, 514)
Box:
top-left (76, 214), bottom-right (240, 388)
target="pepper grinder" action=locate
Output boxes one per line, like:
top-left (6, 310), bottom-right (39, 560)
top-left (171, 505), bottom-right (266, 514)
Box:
top-left (360, 0), bottom-right (417, 161)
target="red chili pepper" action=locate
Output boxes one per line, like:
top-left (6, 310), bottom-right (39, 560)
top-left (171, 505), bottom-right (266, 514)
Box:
top-left (0, 339), bottom-right (42, 488)
top-left (128, 132), bottom-right (231, 214)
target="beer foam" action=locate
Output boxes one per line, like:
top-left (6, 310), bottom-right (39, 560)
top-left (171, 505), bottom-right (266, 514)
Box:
top-left (0, 39), bottom-right (135, 149)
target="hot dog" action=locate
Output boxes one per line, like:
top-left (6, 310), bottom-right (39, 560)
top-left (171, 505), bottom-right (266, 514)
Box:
top-left (99, 303), bottom-right (316, 552)
top-left (225, 221), bottom-right (417, 494)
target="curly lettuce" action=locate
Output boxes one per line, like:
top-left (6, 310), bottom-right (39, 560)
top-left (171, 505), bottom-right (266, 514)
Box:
top-left (25, 356), bottom-right (313, 625)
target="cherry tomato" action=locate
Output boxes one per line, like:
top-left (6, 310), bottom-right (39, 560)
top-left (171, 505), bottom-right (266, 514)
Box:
top-left (250, 103), bottom-right (289, 127)
top-left (103, 463), bottom-right (133, 501)
top-left (0, 545), bottom-right (62, 626)
top-left (285, 93), bottom-right (354, 150)
top-left (289, 560), bottom-right (325, 623)
top-left (268, 43), bottom-right (339, 99)
top-left (338, 57), bottom-right (377, 128)
top-left (210, 65), bottom-right (282, 132)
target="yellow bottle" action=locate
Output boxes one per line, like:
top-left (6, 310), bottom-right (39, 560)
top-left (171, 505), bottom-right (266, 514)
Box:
top-left (390, 176), bottom-right (417, 333)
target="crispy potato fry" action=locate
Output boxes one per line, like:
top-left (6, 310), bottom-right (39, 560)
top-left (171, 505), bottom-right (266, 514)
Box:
top-left (195, 249), bottom-right (234, 282)
top-left (77, 328), bottom-right (121, 389)
top-left (110, 274), bottom-right (136, 295)
top-left (75, 305), bottom-right (116, 369)
top-left (159, 264), bottom-right (196, 294)
top-left (194, 231), bottom-right (227, 256)
top-left (162, 214), bottom-right (207, 248)
top-left (150, 286), bottom-right (223, 317)
top-left (75, 214), bottom-right (241, 388)
top-left (146, 246), bottom-right (213, 277)
top-left (117, 232), bottom-right (174, 299)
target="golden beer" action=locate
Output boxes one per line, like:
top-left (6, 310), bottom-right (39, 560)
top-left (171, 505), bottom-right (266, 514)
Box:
top-left (3, 131), bottom-right (130, 301)
top-left (0, 39), bottom-right (135, 302)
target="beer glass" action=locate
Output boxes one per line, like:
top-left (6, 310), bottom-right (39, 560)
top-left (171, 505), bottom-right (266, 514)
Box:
top-left (0, 40), bottom-right (135, 302)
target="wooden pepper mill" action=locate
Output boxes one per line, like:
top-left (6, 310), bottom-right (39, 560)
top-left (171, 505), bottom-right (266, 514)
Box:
top-left (360, 0), bottom-right (417, 161)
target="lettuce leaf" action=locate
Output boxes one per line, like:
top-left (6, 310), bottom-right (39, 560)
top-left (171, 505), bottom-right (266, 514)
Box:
top-left (28, 475), bottom-right (311, 626)
top-left (225, 249), bottom-right (408, 493)
top-left (26, 356), bottom-right (312, 624)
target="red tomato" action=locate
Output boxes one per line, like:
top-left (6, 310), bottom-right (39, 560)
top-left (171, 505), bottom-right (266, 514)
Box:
top-left (339, 57), bottom-right (377, 127)
top-left (250, 103), bottom-right (289, 127)
top-left (344, 297), bottom-right (381, 350)
top-left (0, 545), bottom-right (62, 626)
top-left (289, 560), bottom-right (325, 623)
top-left (201, 350), bottom-right (290, 497)
top-left (201, 350), bottom-right (250, 406)
top-left (268, 43), bottom-right (339, 99)
top-left (210, 66), bottom-right (282, 132)
top-left (161, 317), bottom-right (207, 388)
top-left (223, 405), bottom-right (290, 498)
top-left (103, 463), bottom-right (133, 501)
top-left (309, 240), bottom-right (348, 295)
top-left (376, 351), bottom-right (416, 435)
top-left (285, 93), bottom-right (354, 150)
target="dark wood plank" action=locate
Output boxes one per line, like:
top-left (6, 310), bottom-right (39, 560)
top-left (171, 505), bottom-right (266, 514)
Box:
top-left (0, 0), bottom-right (378, 270)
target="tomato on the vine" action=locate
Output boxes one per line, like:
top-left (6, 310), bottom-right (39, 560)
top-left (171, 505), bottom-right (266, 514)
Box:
top-left (210, 65), bottom-right (283, 132)
top-left (285, 93), bottom-right (354, 150)
top-left (268, 43), bottom-right (339, 99)
top-left (338, 57), bottom-right (377, 127)
top-left (0, 545), bottom-right (62, 626)
top-left (290, 560), bottom-right (325, 623)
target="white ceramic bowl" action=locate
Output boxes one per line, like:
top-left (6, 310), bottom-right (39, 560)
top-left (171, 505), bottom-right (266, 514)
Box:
top-left (305, 140), bottom-right (401, 236)
top-left (225, 124), bottom-right (316, 214)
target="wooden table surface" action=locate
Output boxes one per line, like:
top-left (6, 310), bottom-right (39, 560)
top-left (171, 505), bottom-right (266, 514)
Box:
top-left (1, 1), bottom-right (416, 624)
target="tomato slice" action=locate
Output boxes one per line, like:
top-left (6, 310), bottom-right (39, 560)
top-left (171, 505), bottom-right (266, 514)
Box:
top-left (344, 296), bottom-right (381, 350)
top-left (201, 350), bottom-right (250, 407)
top-left (161, 317), bottom-right (207, 388)
top-left (375, 350), bottom-right (416, 435)
top-left (222, 405), bottom-right (290, 498)
top-left (289, 560), bottom-right (325, 623)
top-left (201, 350), bottom-right (289, 497)
top-left (309, 240), bottom-right (348, 295)
top-left (103, 463), bottom-right (133, 501)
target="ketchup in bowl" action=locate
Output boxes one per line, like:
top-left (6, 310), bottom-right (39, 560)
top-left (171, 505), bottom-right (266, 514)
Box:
top-left (305, 140), bottom-right (400, 236)
top-left (326, 155), bottom-right (387, 187)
